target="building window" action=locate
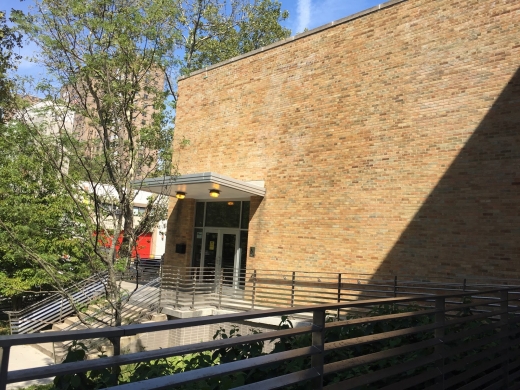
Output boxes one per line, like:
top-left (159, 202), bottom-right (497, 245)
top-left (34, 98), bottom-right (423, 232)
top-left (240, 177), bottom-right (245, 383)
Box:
top-left (205, 202), bottom-right (241, 228)
top-left (133, 206), bottom-right (146, 216)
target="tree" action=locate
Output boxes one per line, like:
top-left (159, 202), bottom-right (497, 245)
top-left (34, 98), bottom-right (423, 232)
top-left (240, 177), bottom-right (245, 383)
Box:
top-left (6, 0), bottom-right (290, 337)
top-left (180, 0), bottom-right (290, 75)
top-left (165, 0), bottom-right (290, 102)
top-left (0, 119), bottom-right (92, 309)
top-left (0, 9), bottom-right (23, 122)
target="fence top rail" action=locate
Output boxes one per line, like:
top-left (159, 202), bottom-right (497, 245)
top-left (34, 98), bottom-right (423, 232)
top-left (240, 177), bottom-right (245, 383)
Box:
top-left (160, 266), bottom-right (520, 285)
top-left (1, 287), bottom-right (518, 348)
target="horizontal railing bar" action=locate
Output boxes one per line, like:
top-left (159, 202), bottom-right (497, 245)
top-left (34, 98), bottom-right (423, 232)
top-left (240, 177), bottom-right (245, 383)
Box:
top-left (507, 361), bottom-right (520, 382)
top-left (323, 351), bottom-right (441, 390)
top-left (376, 366), bottom-right (440, 390)
top-left (105, 346), bottom-right (321, 390)
top-left (441, 338), bottom-right (517, 383)
top-left (326, 308), bottom-right (440, 329)
top-left (329, 298), bottom-right (506, 330)
top-left (0, 327), bottom-right (125, 348)
top-left (232, 368), bottom-right (320, 390)
top-left (324, 337), bottom-right (440, 375)
top-left (7, 325), bottom-right (317, 384)
top-left (446, 354), bottom-right (508, 390)
top-left (324, 308), bottom-right (507, 354)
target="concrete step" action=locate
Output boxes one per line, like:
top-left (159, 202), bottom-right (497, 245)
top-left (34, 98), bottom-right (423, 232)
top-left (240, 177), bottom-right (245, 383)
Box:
top-left (64, 316), bottom-right (80, 326)
top-left (31, 343), bottom-right (55, 360)
top-left (52, 322), bottom-right (71, 331)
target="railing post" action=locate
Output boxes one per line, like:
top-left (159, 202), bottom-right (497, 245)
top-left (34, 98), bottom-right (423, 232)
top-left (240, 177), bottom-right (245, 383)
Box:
top-left (393, 276), bottom-right (398, 297)
top-left (157, 262), bottom-right (163, 309)
top-left (463, 278), bottom-right (467, 291)
top-left (291, 272), bottom-right (296, 307)
top-left (175, 268), bottom-right (180, 309)
top-left (191, 275), bottom-right (196, 310)
top-left (311, 309), bottom-right (326, 389)
top-left (6, 312), bottom-right (19, 335)
top-left (110, 336), bottom-right (121, 386)
top-left (435, 296), bottom-right (446, 386)
top-left (500, 290), bottom-right (510, 387)
top-left (59, 298), bottom-right (64, 322)
top-left (218, 273), bottom-right (223, 309)
top-left (52, 341), bottom-right (58, 364)
top-left (251, 270), bottom-right (257, 310)
top-left (0, 346), bottom-right (10, 390)
top-left (111, 336), bottom-right (121, 356)
top-left (336, 273), bottom-right (342, 320)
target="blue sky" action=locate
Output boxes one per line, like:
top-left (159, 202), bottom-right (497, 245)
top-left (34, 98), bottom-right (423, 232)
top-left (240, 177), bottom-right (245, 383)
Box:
top-left (280, 0), bottom-right (383, 34)
top-left (3, 0), bottom-right (383, 81)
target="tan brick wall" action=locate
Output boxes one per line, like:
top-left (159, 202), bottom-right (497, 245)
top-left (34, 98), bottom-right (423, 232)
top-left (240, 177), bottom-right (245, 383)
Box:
top-left (170, 0), bottom-right (520, 279)
top-left (165, 198), bottom-right (195, 268)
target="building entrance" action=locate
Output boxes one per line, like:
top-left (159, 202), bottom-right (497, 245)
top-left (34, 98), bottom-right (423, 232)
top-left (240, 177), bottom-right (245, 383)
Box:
top-left (202, 228), bottom-right (241, 288)
top-left (192, 200), bottom-right (250, 290)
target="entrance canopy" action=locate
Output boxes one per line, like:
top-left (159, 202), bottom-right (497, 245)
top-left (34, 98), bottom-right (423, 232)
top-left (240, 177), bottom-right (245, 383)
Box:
top-left (135, 172), bottom-right (265, 200)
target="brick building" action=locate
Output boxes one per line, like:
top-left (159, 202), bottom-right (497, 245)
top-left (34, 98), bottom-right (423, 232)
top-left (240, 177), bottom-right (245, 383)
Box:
top-left (140, 0), bottom-right (520, 282)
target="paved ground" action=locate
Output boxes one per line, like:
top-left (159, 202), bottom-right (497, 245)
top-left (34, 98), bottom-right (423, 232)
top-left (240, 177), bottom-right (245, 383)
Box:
top-left (7, 345), bottom-right (54, 389)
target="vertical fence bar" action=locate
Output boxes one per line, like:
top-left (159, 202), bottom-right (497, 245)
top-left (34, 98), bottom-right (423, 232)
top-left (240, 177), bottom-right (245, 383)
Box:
top-left (251, 270), bottom-right (257, 310)
top-left (311, 309), bottom-right (326, 389)
top-left (435, 296), bottom-right (446, 386)
top-left (110, 336), bottom-right (121, 386)
top-left (6, 312), bottom-right (18, 335)
top-left (336, 273), bottom-right (342, 319)
top-left (291, 272), bottom-right (296, 307)
top-left (500, 290), bottom-right (509, 387)
top-left (157, 264), bottom-right (163, 310)
top-left (59, 298), bottom-right (64, 322)
top-left (111, 336), bottom-right (121, 356)
top-left (0, 346), bottom-right (10, 390)
top-left (175, 268), bottom-right (180, 309)
top-left (393, 276), bottom-right (398, 297)
top-left (191, 276), bottom-right (196, 310)
top-left (218, 273), bottom-right (223, 309)
top-left (463, 278), bottom-right (467, 292)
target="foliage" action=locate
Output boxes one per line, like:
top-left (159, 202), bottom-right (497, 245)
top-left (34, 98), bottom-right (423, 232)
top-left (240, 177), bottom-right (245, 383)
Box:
top-left (0, 120), bottom-right (91, 306)
top-left (0, 320), bottom-right (9, 335)
top-left (180, 0), bottom-right (290, 75)
top-left (0, 9), bottom-right (22, 123)
top-left (53, 341), bottom-right (115, 389)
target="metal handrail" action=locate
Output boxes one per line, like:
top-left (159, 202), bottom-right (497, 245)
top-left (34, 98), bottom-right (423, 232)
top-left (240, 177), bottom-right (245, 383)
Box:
top-left (6, 274), bottom-right (109, 334)
top-left (53, 277), bottom-right (162, 362)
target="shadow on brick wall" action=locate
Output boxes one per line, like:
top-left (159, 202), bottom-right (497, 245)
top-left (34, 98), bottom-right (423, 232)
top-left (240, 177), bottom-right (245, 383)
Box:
top-left (372, 67), bottom-right (520, 282)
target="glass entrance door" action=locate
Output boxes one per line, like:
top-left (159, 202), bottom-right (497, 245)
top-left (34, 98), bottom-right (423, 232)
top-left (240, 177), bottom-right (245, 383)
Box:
top-left (202, 229), bottom-right (240, 287)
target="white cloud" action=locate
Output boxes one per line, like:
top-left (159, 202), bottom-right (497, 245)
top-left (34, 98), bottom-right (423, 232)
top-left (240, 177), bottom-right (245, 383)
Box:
top-left (296, 0), bottom-right (311, 33)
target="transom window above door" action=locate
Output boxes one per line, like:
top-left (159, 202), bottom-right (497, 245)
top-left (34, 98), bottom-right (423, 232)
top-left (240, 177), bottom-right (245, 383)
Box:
top-left (195, 201), bottom-right (250, 229)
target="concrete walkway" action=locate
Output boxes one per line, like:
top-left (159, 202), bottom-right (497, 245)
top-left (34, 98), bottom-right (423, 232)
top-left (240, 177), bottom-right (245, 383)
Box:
top-left (7, 345), bottom-right (54, 389)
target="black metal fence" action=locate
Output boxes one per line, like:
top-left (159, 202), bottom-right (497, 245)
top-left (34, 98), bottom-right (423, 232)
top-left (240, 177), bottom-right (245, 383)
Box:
top-left (1, 287), bottom-right (520, 389)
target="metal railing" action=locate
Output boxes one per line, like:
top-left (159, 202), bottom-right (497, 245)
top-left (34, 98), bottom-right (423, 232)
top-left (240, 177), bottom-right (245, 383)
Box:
top-left (52, 277), bottom-right (161, 363)
top-left (159, 266), bottom-right (520, 312)
top-left (6, 274), bottom-right (108, 334)
top-left (1, 287), bottom-right (520, 389)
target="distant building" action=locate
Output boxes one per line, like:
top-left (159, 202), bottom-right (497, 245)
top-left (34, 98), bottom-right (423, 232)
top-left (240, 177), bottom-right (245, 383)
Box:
top-left (61, 67), bottom-right (165, 178)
